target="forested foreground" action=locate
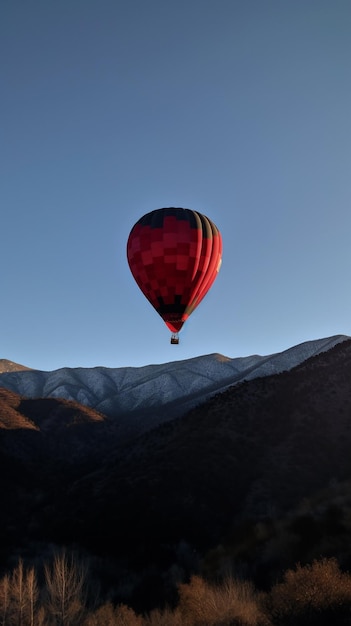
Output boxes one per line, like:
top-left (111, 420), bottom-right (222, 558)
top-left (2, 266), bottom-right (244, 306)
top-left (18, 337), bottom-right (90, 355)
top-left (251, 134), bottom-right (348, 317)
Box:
top-left (2, 552), bottom-right (351, 625)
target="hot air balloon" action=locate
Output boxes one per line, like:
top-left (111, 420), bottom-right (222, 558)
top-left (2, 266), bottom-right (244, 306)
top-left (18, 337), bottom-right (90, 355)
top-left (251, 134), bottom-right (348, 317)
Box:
top-left (127, 208), bottom-right (222, 344)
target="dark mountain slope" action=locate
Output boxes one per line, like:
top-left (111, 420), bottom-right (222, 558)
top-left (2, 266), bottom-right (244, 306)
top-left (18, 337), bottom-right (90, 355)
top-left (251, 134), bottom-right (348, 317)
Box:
top-left (0, 389), bottom-right (112, 560)
top-left (1, 339), bottom-right (351, 606)
top-left (60, 338), bottom-right (351, 562)
top-left (0, 388), bottom-right (106, 432)
top-left (0, 388), bottom-right (112, 472)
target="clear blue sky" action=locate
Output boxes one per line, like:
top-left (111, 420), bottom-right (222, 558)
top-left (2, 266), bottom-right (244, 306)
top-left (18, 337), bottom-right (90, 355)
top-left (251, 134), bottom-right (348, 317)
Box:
top-left (1, 0), bottom-right (351, 370)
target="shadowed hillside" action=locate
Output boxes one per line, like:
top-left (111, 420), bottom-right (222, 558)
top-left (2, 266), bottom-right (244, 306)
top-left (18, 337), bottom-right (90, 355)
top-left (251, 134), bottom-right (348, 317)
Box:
top-left (1, 339), bottom-right (351, 611)
top-left (60, 339), bottom-right (351, 558)
top-left (0, 388), bottom-right (105, 431)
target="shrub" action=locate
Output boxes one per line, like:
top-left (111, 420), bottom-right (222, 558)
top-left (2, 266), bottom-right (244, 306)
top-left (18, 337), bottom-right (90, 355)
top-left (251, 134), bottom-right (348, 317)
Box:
top-left (143, 605), bottom-right (184, 625)
top-left (83, 602), bottom-right (143, 625)
top-left (177, 574), bottom-right (268, 625)
top-left (268, 557), bottom-right (351, 625)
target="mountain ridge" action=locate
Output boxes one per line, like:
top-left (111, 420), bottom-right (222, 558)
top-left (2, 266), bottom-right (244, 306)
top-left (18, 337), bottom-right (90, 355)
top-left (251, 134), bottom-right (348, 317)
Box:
top-left (64, 336), bottom-right (351, 553)
top-left (0, 335), bottom-right (348, 432)
top-left (1, 335), bottom-right (351, 611)
top-left (0, 359), bottom-right (31, 373)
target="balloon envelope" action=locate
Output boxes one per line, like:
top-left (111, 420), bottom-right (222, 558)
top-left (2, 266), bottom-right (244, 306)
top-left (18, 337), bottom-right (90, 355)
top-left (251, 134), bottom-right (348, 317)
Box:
top-left (127, 207), bottom-right (222, 334)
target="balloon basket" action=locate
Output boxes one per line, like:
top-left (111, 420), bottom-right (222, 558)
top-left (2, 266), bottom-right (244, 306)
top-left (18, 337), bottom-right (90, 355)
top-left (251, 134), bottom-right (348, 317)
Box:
top-left (170, 334), bottom-right (179, 345)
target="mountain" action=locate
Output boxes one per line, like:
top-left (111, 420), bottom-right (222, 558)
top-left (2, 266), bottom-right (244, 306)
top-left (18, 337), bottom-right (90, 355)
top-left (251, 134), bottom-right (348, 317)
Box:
top-left (0, 359), bottom-right (31, 373)
top-left (64, 336), bottom-right (351, 547)
top-left (1, 335), bottom-right (351, 611)
top-left (0, 388), bottom-right (105, 431)
top-left (0, 335), bottom-right (347, 444)
top-left (0, 387), bottom-right (109, 466)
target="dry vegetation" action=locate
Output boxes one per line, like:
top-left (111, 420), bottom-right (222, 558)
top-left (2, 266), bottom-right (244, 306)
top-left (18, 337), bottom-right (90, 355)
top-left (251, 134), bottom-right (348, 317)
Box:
top-left (2, 554), bottom-right (351, 625)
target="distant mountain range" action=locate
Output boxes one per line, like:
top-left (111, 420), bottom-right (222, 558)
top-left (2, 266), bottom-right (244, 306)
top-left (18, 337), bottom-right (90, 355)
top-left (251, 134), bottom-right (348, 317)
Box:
top-left (0, 334), bottom-right (347, 443)
top-left (1, 334), bottom-right (351, 611)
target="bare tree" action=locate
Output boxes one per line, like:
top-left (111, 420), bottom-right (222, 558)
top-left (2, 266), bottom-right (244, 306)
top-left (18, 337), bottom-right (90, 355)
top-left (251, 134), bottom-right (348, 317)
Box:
top-left (25, 567), bottom-right (38, 626)
top-left (0, 573), bottom-right (10, 626)
top-left (11, 559), bottom-right (26, 626)
top-left (0, 560), bottom-right (40, 626)
top-left (44, 550), bottom-right (87, 626)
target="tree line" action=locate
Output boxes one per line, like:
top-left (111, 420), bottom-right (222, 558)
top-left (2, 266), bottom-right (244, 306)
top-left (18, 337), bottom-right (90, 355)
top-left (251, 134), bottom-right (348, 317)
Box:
top-left (1, 551), bottom-right (351, 625)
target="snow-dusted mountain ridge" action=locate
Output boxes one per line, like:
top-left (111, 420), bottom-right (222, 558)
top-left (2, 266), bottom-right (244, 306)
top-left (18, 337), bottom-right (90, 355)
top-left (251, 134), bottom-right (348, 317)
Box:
top-left (0, 336), bottom-right (348, 423)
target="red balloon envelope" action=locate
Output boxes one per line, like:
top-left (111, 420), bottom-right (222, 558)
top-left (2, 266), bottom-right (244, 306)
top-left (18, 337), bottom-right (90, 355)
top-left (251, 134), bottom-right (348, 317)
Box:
top-left (127, 208), bottom-right (222, 338)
